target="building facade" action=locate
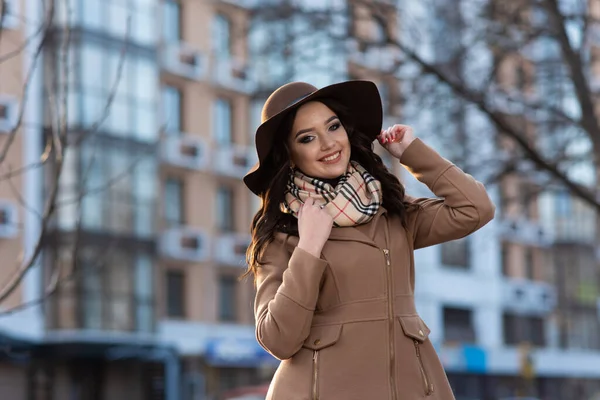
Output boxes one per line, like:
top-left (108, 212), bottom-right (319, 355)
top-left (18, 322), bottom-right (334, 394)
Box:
top-left (0, 0), bottom-right (599, 400)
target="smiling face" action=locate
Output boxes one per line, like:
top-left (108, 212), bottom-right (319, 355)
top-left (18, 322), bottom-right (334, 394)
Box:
top-left (287, 101), bottom-right (351, 180)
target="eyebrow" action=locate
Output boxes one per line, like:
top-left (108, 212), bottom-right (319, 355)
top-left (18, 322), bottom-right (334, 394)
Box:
top-left (294, 115), bottom-right (339, 138)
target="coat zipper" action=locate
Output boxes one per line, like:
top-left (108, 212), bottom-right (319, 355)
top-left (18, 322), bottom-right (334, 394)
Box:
top-left (414, 340), bottom-right (434, 395)
top-left (383, 249), bottom-right (398, 400)
top-left (312, 350), bottom-right (319, 400)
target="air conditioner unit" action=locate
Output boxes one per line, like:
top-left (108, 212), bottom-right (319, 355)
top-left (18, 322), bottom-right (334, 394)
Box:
top-left (0, 0), bottom-right (20, 30)
top-left (499, 218), bottom-right (552, 247)
top-left (213, 145), bottom-right (254, 178)
top-left (212, 57), bottom-right (255, 94)
top-left (162, 42), bottom-right (206, 81)
top-left (0, 95), bottom-right (18, 133)
top-left (162, 134), bottom-right (208, 170)
top-left (159, 228), bottom-right (209, 262)
top-left (213, 233), bottom-right (251, 267)
top-left (0, 201), bottom-right (17, 238)
top-left (502, 278), bottom-right (557, 314)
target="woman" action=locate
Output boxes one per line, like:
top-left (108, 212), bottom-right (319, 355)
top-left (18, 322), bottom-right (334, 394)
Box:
top-left (242, 80), bottom-right (495, 400)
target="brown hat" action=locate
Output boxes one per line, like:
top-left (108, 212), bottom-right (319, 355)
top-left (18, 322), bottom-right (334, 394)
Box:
top-left (243, 80), bottom-right (383, 196)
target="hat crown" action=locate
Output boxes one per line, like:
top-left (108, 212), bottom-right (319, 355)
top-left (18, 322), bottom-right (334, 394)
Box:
top-left (261, 82), bottom-right (318, 123)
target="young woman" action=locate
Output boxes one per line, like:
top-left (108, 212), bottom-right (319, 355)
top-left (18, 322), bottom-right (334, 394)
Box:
top-left (243, 80), bottom-right (495, 400)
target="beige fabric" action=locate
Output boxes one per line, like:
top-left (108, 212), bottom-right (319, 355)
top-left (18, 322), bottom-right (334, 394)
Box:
top-left (254, 139), bottom-right (496, 400)
top-left (282, 161), bottom-right (382, 227)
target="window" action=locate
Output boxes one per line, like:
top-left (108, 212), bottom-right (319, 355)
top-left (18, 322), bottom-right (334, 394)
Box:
top-left (213, 98), bottom-right (233, 145)
top-left (524, 247), bottom-right (534, 280)
top-left (440, 237), bottom-right (470, 268)
top-left (76, 42), bottom-right (158, 141)
top-left (212, 14), bottom-right (231, 58)
top-left (135, 255), bottom-right (154, 331)
top-left (166, 269), bottom-right (185, 318)
top-left (443, 307), bottom-right (476, 343)
top-left (501, 242), bottom-right (510, 276)
top-left (162, 0), bottom-right (181, 42)
top-left (80, 142), bottom-right (157, 236)
top-left (503, 313), bottom-right (546, 347)
top-left (164, 177), bottom-right (184, 227)
top-left (162, 85), bottom-right (183, 133)
top-left (219, 275), bottom-right (237, 322)
top-left (70, 0), bottom-right (156, 45)
top-left (216, 186), bottom-right (235, 232)
top-left (59, 248), bottom-right (156, 332)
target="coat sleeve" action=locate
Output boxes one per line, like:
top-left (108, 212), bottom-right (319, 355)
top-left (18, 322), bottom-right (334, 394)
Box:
top-left (254, 233), bottom-right (328, 360)
top-left (400, 138), bottom-right (496, 250)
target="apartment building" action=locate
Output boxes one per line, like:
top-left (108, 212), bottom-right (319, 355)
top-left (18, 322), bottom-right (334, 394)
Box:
top-left (0, 0), bottom-right (599, 400)
top-left (0, 0), bottom-right (262, 399)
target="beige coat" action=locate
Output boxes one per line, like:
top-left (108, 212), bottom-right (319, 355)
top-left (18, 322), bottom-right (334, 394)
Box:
top-left (254, 139), bottom-right (495, 400)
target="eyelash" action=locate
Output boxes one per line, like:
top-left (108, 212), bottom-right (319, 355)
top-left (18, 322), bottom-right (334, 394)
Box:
top-left (299, 123), bottom-right (341, 144)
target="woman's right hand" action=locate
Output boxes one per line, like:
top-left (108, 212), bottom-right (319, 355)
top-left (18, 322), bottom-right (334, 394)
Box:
top-left (297, 198), bottom-right (333, 258)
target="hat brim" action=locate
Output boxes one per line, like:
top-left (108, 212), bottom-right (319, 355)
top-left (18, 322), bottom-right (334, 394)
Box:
top-left (243, 80), bottom-right (383, 196)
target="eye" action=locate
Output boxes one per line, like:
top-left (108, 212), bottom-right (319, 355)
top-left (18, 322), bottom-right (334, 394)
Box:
top-left (299, 135), bottom-right (314, 144)
top-left (329, 123), bottom-right (340, 131)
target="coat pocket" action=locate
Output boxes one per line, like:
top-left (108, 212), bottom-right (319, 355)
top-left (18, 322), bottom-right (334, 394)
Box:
top-left (302, 324), bottom-right (343, 400)
top-left (397, 316), bottom-right (434, 396)
top-left (302, 324), bottom-right (343, 351)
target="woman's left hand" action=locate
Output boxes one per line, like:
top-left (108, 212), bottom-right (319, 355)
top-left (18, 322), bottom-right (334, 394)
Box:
top-left (377, 124), bottom-right (416, 160)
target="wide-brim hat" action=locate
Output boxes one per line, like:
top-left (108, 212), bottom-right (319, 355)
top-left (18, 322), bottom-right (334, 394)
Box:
top-left (243, 80), bottom-right (382, 196)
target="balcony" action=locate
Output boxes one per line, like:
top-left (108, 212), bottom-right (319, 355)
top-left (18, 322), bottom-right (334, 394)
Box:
top-left (210, 56), bottom-right (256, 94)
top-left (498, 217), bottom-right (552, 247)
top-left (159, 227), bottom-right (210, 263)
top-left (161, 41), bottom-right (207, 81)
top-left (212, 144), bottom-right (257, 179)
top-left (213, 233), bottom-right (251, 267)
top-left (501, 278), bottom-right (557, 314)
top-left (161, 134), bottom-right (209, 171)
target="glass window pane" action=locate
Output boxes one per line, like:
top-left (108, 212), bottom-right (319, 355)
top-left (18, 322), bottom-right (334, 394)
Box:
top-left (108, 51), bottom-right (130, 99)
top-left (167, 270), bottom-right (185, 318)
top-left (219, 275), bottom-right (237, 322)
top-left (164, 178), bottom-right (183, 226)
top-left (81, 147), bottom-right (104, 230)
top-left (162, 86), bottom-right (182, 133)
top-left (216, 186), bottom-right (234, 231)
top-left (81, 45), bottom-right (104, 92)
top-left (106, 98), bottom-right (131, 136)
top-left (136, 60), bottom-right (158, 102)
top-left (163, 1), bottom-right (181, 42)
top-left (132, 11), bottom-right (156, 45)
top-left (135, 104), bottom-right (158, 141)
top-left (212, 14), bottom-right (231, 58)
top-left (106, 3), bottom-right (129, 38)
top-left (82, 93), bottom-right (104, 129)
top-left (80, 0), bottom-right (103, 30)
top-left (213, 98), bottom-right (232, 145)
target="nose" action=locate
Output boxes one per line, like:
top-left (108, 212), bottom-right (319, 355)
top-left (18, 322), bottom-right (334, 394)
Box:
top-left (320, 133), bottom-right (335, 150)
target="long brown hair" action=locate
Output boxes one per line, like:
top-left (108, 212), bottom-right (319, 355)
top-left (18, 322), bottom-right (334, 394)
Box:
top-left (243, 98), bottom-right (409, 281)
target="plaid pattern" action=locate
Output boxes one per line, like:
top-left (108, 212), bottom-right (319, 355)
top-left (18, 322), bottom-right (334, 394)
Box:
top-left (282, 161), bottom-right (382, 227)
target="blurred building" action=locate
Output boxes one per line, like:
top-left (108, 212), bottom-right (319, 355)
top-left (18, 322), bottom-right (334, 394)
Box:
top-left (0, 0), bottom-right (599, 400)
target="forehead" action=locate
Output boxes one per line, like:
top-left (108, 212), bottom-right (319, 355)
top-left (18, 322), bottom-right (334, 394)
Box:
top-left (293, 101), bottom-right (335, 127)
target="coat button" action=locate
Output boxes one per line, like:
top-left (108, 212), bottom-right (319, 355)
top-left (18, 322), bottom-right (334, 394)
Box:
top-left (314, 339), bottom-right (321, 345)
top-left (419, 330), bottom-right (424, 336)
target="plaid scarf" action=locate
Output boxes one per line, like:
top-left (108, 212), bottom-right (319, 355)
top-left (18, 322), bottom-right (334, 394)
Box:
top-left (282, 161), bottom-right (382, 227)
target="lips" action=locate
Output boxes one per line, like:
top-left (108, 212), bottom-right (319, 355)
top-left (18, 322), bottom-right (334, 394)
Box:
top-left (319, 151), bottom-right (341, 163)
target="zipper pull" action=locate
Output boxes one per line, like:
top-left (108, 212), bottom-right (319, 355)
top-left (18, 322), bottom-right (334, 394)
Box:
top-left (383, 249), bottom-right (391, 266)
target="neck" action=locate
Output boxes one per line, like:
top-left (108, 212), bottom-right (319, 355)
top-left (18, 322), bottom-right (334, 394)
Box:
top-left (322, 177), bottom-right (342, 188)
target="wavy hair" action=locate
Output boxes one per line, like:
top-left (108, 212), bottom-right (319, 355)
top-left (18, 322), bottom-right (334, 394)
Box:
top-left (243, 98), bottom-right (409, 282)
